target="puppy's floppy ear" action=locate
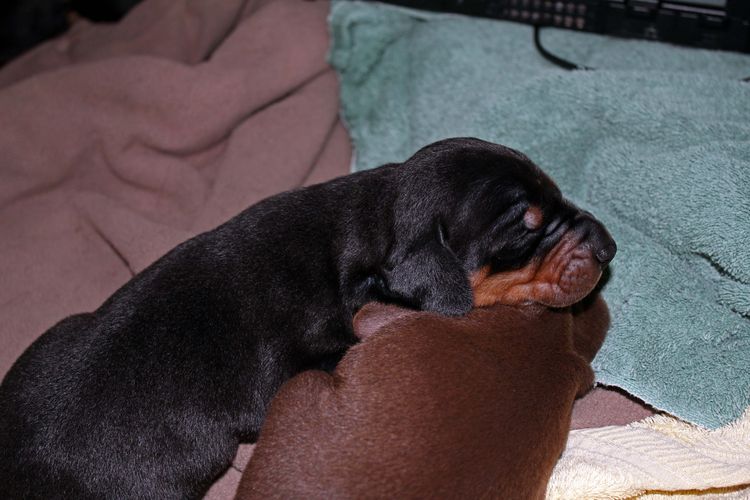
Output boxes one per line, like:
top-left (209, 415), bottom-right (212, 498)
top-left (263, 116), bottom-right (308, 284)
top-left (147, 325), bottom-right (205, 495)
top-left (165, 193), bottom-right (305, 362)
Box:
top-left (353, 302), bottom-right (420, 340)
top-left (381, 223), bottom-right (473, 316)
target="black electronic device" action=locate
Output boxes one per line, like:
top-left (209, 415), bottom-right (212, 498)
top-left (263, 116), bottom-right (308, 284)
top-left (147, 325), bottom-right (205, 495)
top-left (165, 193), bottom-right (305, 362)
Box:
top-left (378, 0), bottom-right (750, 53)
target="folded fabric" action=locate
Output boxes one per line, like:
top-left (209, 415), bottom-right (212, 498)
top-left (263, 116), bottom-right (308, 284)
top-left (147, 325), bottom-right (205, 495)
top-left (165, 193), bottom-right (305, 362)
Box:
top-left (0, 0), bottom-right (349, 383)
top-left (1, 2), bottom-right (353, 497)
top-left (546, 407), bottom-right (750, 499)
top-left (328, 1), bottom-right (750, 427)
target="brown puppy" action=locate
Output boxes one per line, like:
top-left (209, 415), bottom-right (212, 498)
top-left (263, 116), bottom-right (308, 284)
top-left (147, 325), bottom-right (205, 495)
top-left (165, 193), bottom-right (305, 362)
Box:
top-left (235, 293), bottom-right (609, 500)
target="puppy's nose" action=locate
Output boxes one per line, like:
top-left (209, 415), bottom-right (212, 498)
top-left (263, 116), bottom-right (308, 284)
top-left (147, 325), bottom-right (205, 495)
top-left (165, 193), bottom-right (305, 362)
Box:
top-left (595, 242), bottom-right (617, 264)
top-left (575, 211), bottom-right (617, 265)
top-left (588, 221), bottom-right (616, 265)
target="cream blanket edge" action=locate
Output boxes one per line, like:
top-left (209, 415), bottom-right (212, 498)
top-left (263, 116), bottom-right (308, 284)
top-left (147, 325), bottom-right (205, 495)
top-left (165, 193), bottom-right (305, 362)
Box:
top-left (547, 407), bottom-right (750, 499)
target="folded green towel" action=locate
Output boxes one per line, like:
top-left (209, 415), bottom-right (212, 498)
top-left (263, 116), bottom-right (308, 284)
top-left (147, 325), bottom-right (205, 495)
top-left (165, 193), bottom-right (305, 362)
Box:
top-left (329, 1), bottom-right (750, 428)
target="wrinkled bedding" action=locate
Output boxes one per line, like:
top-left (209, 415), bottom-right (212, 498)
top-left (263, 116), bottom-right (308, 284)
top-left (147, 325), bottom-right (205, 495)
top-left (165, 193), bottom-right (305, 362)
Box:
top-left (0, 0), bottom-right (349, 380)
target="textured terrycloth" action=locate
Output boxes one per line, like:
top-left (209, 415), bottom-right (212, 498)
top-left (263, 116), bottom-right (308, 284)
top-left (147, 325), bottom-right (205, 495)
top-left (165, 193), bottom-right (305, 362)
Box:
top-left (328, 1), bottom-right (750, 428)
top-left (546, 407), bottom-right (750, 499)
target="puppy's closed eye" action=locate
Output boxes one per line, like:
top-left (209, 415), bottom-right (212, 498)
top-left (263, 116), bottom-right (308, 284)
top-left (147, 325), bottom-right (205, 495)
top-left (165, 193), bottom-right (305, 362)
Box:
top-left (523, 206), bottom-right (543, 231)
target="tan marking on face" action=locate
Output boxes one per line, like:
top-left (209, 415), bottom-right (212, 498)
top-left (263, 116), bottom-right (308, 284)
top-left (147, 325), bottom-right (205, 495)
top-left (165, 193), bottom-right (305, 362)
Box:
top-left (523, 205), bottom-right (543, 230)
top-left (470, 231), bottom-right (603, 308)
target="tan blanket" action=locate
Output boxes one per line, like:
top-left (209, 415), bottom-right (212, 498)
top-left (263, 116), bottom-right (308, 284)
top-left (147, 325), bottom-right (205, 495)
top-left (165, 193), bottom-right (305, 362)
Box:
top-left (0, 0), bottom-right (350, 379)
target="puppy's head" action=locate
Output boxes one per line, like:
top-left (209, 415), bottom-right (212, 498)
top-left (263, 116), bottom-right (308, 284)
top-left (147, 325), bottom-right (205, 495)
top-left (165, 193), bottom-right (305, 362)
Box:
top-left (382, 137), bottom-right (616, 315)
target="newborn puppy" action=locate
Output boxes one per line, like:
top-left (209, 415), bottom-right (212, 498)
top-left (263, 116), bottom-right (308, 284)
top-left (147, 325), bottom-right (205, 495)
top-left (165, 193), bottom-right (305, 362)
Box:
top-left (0, 138), bottom-right (615, 499)
top-left (237, 294), bottom-right (610, 500)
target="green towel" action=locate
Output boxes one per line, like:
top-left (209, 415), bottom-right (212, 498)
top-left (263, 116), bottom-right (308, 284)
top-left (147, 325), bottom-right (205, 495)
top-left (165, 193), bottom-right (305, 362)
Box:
top-left (329, 1), bottom-right (750, 428)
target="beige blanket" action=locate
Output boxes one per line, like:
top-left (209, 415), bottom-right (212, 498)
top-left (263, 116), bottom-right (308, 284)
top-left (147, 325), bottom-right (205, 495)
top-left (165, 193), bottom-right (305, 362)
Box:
top-left (0, 0), bottom-right (350, 381)
top-left (547, 407), bottom-right (750, 499)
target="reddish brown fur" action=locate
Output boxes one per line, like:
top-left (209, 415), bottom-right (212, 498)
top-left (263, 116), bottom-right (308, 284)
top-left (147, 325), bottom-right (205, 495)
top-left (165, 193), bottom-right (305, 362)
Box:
top-left (235, 295), bottom-right (609, 500)
top-left (471, 231), bottom-right (603, 308)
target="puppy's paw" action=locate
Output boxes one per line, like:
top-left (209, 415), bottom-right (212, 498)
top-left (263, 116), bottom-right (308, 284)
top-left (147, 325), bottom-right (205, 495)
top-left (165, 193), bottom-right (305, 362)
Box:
top-left (422, 282), bottom-right (473, 316)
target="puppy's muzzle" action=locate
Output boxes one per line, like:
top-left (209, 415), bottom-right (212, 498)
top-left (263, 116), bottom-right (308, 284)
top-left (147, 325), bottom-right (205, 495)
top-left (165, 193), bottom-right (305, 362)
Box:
top-left (471, 214), bottom-right (616, 309)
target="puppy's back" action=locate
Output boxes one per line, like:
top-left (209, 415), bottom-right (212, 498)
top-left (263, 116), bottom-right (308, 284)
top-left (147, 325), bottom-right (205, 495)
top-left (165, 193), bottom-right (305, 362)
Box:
top-left (237, 300), bottom-right (608, 499)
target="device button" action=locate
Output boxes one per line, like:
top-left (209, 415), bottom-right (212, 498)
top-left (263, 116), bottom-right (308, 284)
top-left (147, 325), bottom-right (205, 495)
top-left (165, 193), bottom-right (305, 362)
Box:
top-left (629, 3), bottom-right (656, 19)
top-left (702, 15), bottom-right (726, 29)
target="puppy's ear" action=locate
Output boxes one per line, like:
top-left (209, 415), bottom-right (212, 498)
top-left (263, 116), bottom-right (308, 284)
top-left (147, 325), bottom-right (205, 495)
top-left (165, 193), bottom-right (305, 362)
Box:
top-left (382, 225), bottom-right (473, 316)
top-left (353, 302), bottom-right (419, 340)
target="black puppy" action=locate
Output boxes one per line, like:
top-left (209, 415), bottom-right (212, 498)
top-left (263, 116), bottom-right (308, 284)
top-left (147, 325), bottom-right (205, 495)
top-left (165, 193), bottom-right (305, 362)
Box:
top-left (0, 138), bottom-right (616, 499)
